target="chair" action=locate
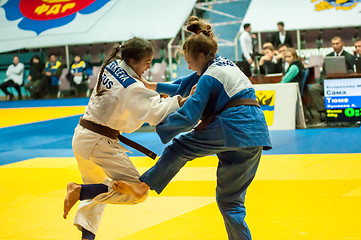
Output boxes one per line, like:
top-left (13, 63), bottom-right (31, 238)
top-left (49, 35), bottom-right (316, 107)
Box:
top-left (300, 68), bottom-right (309, 96)
top-left (57, 68), bottom-right (77, 98)
top-left (150, 62), bottom-right (167, 82)
top-left (300, 68), bottom-right (313, 118)
top-left (87, 66), bottom-right (101, 97)
top-left (307, 55), bottom-right (323, 79)
top-left (142, 68), bottom-right (151, 81)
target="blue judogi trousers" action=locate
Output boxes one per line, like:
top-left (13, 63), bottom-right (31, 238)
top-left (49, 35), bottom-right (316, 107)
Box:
top-left (140, 126), bottom-right (262, 240)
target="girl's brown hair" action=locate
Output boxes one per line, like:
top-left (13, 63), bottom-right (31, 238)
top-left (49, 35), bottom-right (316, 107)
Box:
top-left (182, 16), bottom-right (218, 61)
top-left (285, 47), bottom-right (299, 61)
top-left (96, 37), bottom-right (153, 96)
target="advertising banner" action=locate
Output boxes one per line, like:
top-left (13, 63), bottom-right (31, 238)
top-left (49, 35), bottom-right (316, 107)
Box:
top-left (241, 0), bottom-right (361, 32)
top-left (0, 0), bottom-right (196, 53)
top-left (254, 83), bottom-right (305, 130)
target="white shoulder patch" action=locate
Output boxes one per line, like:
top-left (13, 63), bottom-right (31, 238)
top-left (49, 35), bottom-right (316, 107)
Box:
top-left (204, 57), bottom-right (253, 98)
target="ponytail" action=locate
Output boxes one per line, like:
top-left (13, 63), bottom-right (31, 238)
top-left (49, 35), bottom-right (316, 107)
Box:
top-left (95, 44), bottom-right (121, 96)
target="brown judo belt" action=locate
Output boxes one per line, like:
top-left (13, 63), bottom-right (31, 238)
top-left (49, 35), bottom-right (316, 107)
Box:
top-left (79, 117), bottom-right (157, 160)
top-left (195, 98), bottom-right (260, 130)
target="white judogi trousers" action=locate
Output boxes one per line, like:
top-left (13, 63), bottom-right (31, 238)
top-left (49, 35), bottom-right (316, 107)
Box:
top-left (72, 125), bottom-right (147, 234)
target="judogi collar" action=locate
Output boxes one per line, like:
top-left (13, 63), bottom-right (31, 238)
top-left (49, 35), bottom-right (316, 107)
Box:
top-left (118, 60), bottom-right (140, 79)
top-left (200, 55), bottom-right (219, 76)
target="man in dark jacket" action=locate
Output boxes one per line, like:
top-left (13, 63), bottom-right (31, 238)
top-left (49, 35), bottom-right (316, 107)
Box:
top-left (271, 21), bottom-right (293, 47)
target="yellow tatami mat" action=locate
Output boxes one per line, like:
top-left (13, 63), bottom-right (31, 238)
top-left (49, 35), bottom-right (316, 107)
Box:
top-left (1, 154), bottom-right (361, 239)
top-left (0, 106), bottom-right (85, 128)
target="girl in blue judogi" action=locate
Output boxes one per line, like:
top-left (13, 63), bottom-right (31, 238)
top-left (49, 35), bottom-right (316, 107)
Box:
top-left (114, 16), bottom-right (272, 240)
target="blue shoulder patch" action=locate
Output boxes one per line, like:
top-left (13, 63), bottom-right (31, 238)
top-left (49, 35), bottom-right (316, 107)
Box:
top-left (214, 57), bottom-right (235, 67)
top-left (105, 61), bottom-right (137, 88)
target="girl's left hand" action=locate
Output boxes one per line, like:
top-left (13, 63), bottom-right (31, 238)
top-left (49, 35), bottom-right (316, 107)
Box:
top-left (136, 76), bottom-right (157, 91)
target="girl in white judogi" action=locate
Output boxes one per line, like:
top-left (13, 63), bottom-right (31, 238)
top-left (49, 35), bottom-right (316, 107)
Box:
top-left (63, 37), bottom-right (187, 240)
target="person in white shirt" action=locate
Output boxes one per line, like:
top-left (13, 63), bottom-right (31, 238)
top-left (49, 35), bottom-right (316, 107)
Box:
top-left (62, 37), bottom-right (188, 240)
top-left (0, 55), bottom-right (24, 100)
top-left (271, 21), bottom-right (293, 47)
top-left (239, 23), bottom-right (256, 76)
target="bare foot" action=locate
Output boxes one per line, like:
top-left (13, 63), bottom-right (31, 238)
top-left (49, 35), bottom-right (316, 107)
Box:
top-left (63, 182), bottom-right (81, 219)
top-left (112, 181), bottom-right (149, 199)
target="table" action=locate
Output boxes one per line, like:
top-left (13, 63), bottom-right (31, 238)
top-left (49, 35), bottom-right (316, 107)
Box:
top-left (249, 67), bottom-right (315, 85)
top-left (326, 73), bottom-right (361, 79)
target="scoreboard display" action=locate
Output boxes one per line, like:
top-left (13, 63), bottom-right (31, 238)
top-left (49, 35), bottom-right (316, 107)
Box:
top-left (324, 78), bottom-right (361, 122)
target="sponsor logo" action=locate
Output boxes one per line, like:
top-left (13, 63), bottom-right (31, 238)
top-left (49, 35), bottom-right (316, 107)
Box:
top-left (256, 90), bottom-right (275, 126)
top-left (313, 0), bottom-right (361, 11)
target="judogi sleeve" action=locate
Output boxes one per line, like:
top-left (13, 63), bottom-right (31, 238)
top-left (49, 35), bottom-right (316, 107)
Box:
top-left (156, 72), bottom-right (199, 97)
top-left (156, 75), bottom-right (214, 143)
top-left (124, 82), bottom-right (182, 126)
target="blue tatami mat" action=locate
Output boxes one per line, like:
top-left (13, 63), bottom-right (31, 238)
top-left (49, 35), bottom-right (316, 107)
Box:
top-left (0, 114), bottom-right (360, 166)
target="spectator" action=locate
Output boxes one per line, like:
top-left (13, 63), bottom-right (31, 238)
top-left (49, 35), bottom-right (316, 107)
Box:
top-left (354, 39), bottom-right (361, 72)
top-left (0, 55), bottom-right (24, 100)
top-left (262, 42), bottom-right (274, 51)
top-left (280, 48), bottom-right (305, 91)
top-left (66, 55), bottom-right (87, 96)
top-left (271, 21), bottom-right (293, 47)
top-left (259, 45), bottom-right (283, 75)
top-left (239, 23), bottom-right (256, 76)
top-left (355, 39), bottom-right (361, 57)
top-left (69, 55), bottom-right (87, 85)
top-left (275, 44), bottom-right (288, 73)
top-left (25, 55), bottom-right (46, 99)
top-left (45, 54), bottom-right (62, 96)
top-left (309, 36), bottom-right (354, 121)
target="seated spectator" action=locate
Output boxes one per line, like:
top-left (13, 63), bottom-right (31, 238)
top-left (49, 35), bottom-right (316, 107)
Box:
top-left (275, 44), bottom-right (288, 73)
top-left (25, 55), bottom-right (46, 99)
top-left (324, 36), bottom-right (354, 73)
top-left (280, 48), bottom-right (305, 91)
top-left (309, 36), bottom-right (354, 122)
top-left (259, 45), bottom-right (283, 75)
top-left (66, 55), bottom-right (87, 96)
top-left (262, 42), bottom-right (274, 53)
top-left (271, 21), bottom-right (293, 47)
top-left (0, 55), bottom-right (24, 100)
top-left (354, 39), bottom-right (361, 72)
top-left (69, 55), bottom-right (87, 85)
top-left (45, 54), bottom-right (62, 97)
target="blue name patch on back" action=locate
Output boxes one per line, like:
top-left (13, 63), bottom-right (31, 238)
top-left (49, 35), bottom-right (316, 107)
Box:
top-left (214, 57), bottom-right (235, 67)
top-left (105, 61), bottom-right (136, 88)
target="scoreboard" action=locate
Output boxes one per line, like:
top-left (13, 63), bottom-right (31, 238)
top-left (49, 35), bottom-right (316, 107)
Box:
top-left (324, 78), bottom-right (361, 122)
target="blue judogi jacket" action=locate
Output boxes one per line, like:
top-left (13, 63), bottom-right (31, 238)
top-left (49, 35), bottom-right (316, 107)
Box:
top-left (157, 72), bottom-right (200, 97)
top-left (45, 61), bottom-right (62, 86)
top-left (155, 56), bottom-right (272, 150)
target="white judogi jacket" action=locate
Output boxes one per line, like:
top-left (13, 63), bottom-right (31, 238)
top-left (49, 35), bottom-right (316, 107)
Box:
top-left (72, 59), bottom-right (181, 234)
top-left (74, 59), bottom-right (181, 159)
top-left (5, 62), bottom-right (24, 85)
